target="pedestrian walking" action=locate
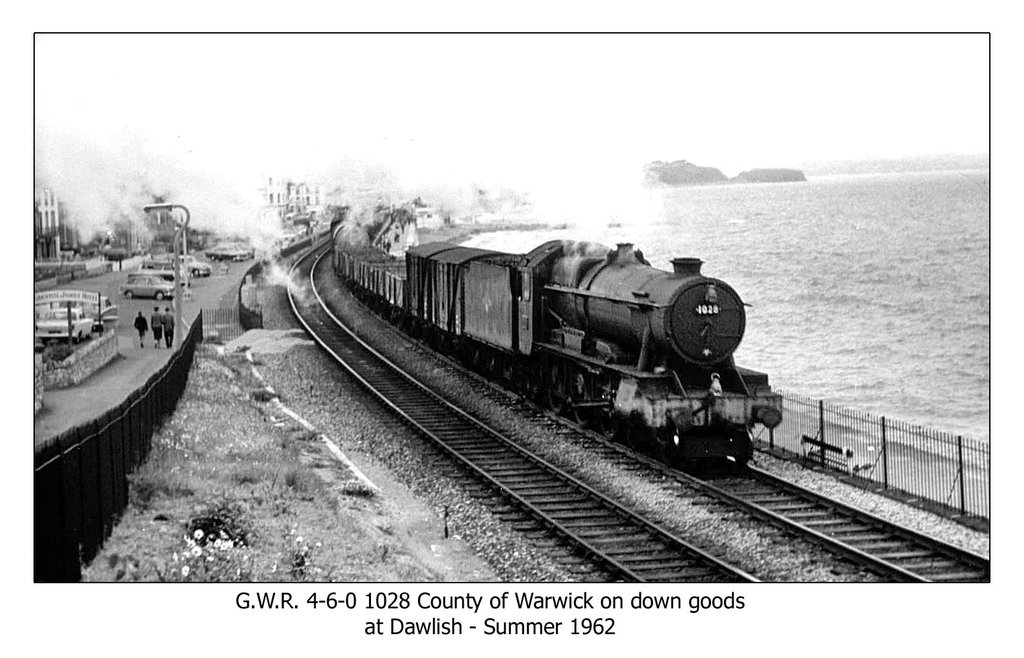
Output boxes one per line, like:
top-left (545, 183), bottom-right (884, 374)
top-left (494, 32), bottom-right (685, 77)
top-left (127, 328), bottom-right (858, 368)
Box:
top-left (151, 306), bottom-right (163, 348)
top-left (133, 311), bottom-right (149, 348)
top-left (162, 306), bottom-right (175, 348)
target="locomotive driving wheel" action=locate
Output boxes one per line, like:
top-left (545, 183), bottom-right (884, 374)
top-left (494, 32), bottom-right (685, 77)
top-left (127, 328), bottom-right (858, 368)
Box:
top-left (568, 371), bottom-right (611, 432)
top-left (526, 361), bottom-right (544, 402)
top-left (469, 347), bottom-right (484, 373)
top-left (545, 364), bottom-right (568, 415)
top-left (568, 372), bottom-right (587, 425)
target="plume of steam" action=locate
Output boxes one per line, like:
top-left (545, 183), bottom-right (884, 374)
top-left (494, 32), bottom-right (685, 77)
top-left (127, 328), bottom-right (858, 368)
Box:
top-left (337, 221), bottom-right (371, 248)
top-left (35, 126), bottom-right (285, 247)
top-left (262, 260), bottom-right (309, 307)
top-left (561, 240), bottom-right (610, 258)
top-left (551, 240), bottom-right (611, 286)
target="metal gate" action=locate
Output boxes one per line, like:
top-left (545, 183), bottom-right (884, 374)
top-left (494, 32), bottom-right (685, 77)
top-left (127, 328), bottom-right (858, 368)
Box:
top-left (201, 307), bottom-right (246, 343)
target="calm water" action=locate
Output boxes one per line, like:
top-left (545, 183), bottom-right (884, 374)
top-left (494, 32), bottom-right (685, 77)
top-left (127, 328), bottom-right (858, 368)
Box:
top-left (461, 170), bottom-right (990, 441)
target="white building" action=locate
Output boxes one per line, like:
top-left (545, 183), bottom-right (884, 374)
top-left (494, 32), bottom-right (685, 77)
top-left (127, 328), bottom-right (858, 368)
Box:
top-left (260, 177), bottom-right (323, 223)
top-left (414, 206), bottom-right (446, 229)
top-left (34, 189), bottom-right (61, 260)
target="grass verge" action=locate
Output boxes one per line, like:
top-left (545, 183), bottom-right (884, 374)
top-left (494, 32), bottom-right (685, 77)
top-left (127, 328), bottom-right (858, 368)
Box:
top-left (82, 343), bottom-right (430, 582)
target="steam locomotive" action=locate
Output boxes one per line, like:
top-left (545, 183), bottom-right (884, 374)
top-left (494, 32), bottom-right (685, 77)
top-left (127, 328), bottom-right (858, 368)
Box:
top-left (331, 227), bottom-right (782, 466)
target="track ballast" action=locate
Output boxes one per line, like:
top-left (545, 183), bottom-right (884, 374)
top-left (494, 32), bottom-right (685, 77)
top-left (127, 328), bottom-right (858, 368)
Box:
top-left (289, 246), bottom-right (755, 583)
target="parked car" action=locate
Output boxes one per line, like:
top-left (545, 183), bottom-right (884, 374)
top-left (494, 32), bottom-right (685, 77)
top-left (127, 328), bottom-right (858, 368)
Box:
top-left (182, 255), bottom-right (213, 277)
top-left (35, 307), bottom-right (94, 343)
top-left (206, 243), bottom-right (254, 262)
top-left (142, 256), bottom-right (211, 278)
top-left (119, 273), bottom-right (176, 300)
top-left (140, 258), bottom-right (184, 277)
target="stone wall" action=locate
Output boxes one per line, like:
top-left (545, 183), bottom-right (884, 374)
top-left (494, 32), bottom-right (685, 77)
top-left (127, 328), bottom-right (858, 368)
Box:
top-left (34, 354), bottom-right (44, 414)
top-left (42, 331), bottom-right (118, 389)
top-left (34, 262), bottom-right (114, 291)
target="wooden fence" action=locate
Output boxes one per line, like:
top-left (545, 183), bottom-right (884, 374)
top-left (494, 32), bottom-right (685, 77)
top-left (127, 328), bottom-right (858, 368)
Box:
top-left (34, 314), bottom-right (204, 581)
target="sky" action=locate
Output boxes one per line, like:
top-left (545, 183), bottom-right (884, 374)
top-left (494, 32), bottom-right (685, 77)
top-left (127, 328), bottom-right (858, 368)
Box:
top-left (34, 33), bottom-right (989, 236)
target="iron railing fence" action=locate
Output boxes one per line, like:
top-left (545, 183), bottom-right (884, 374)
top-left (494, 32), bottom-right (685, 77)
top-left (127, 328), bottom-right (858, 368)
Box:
top-left (201, 307), bottom-right (246, 343)
top-left (759, 389), bottom-right (990, 519)
top-left (34, 314), bottom-right (204, 582)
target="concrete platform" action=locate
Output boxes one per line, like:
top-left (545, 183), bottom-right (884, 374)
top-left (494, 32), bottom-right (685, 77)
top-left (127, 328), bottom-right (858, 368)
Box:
top-left (34, 259), bottom-right (255, 444)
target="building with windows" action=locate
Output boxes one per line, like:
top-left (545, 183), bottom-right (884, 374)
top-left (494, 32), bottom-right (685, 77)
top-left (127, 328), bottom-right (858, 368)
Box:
top-left (34, 189), bottom-right (78, 260)
top-left (261, 177), bottom-right (323, 227)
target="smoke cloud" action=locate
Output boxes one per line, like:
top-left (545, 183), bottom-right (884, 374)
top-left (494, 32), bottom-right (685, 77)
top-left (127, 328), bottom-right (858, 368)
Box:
top-left (34, 125), bottom-right (283, 248)
top-left (261, 259), bottom-right (310, 308)
top-left (34, 123), bottom-right (658, 260)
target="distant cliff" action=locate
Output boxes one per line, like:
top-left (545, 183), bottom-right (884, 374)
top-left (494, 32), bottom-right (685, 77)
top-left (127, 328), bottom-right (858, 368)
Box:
top-left (732, 168), bottom-right (807, 183)
top-left (644, 160), bottom-right (806, 186)
top-left (644, 160), bottom-right (728, 186)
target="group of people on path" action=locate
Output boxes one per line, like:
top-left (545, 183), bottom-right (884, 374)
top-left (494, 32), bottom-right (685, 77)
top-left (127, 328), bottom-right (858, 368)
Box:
top-left (132, 307), bottom-right (176, 348)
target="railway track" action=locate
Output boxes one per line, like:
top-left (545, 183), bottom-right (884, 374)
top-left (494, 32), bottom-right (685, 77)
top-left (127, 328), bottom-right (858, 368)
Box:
top-left (696, 466), bottom-right (990, 582)
top-left (520, 417), bottom-right (990, 582)
top-left (516, 418), bottom-right (990, 583)
top-left (289, 246), bottom-right (755, 583)
top-left (289, 241), bottom-right (990, 583)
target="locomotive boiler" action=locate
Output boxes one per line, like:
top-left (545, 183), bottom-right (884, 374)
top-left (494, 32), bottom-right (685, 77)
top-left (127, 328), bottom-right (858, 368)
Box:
top-left (525, 240), bottom-right (782, 465)
top-left (332, 231), bottom-right (783, 467)
top-left (545, 242), bottom-right (745, 369)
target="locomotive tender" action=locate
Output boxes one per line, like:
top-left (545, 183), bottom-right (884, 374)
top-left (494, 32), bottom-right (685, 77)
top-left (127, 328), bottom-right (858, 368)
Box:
top-left (332, 227), bottom-right (782, 466)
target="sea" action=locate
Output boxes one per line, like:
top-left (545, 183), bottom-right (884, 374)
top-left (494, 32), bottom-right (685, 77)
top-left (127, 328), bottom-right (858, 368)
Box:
top-left (460, 169), bottom-right (990, 442)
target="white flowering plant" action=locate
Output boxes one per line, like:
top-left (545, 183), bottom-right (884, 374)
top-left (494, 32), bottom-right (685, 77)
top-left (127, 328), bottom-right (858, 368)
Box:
top-left (171, 527), bottom-right (256, 582)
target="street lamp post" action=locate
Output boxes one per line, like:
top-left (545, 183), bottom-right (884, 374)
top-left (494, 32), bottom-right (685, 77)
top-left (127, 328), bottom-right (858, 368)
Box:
top-left (143, 203), bottom-right (190, 348)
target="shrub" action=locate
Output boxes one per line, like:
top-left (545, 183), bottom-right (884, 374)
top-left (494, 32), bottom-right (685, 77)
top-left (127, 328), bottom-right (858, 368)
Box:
top-left (230, 464), bottom-right (274, 486)
top-left (129, 472), bottom-right (194, 510)
top-left (283, 467), bottom-right (324, 498)
top-left (187, 495), bottom-right (252, 548)
top-left (43, 343), bottom-right (74, 364)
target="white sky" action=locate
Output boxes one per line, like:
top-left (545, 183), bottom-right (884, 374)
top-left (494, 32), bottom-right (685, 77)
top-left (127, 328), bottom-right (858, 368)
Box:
top-left (36, 33), bottom-right (988, 196)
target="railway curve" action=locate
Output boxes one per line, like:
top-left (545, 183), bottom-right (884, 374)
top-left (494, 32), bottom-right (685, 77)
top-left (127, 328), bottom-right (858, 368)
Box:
top-left (288, 245), bottom-right (756, 583)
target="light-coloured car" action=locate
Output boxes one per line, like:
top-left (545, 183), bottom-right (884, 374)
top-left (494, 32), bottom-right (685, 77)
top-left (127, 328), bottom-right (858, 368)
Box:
top-left (119, 273), bottom-right (176, 300)
top-left (206, 244), bottom-right (254, 262)
top-left (182, 255), bottom-right (213, 277)
top-left (142, 256), bottom-right (211, 278)
top-left (36, 307), bottom-right (94, 343)
top-left (140, 259), bottom-right (185, 277)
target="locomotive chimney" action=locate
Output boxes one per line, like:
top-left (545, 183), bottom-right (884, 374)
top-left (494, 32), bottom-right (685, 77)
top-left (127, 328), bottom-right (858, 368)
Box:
top-left (671, 257), bottom-right (703, 275)
top-left (614, 243), bottom-right (635, 263)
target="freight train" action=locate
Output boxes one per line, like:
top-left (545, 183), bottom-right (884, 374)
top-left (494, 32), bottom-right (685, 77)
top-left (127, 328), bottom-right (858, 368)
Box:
top-left (330, 225), bottom-right (783, 467)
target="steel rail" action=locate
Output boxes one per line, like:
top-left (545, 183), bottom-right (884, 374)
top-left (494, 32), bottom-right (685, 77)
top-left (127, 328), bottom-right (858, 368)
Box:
top-left (727, 465), bottom-right (990, 582)
top-left (317, 241), bottom-right (989, 582)
top-left (313, 240), bottom-right (991, 581)
top-left (542, 427), bottom-right (989, 583)
top-left (531, 417), bottom-right (989, 583)
top-left (288, 245), bottom-right (755, 583)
